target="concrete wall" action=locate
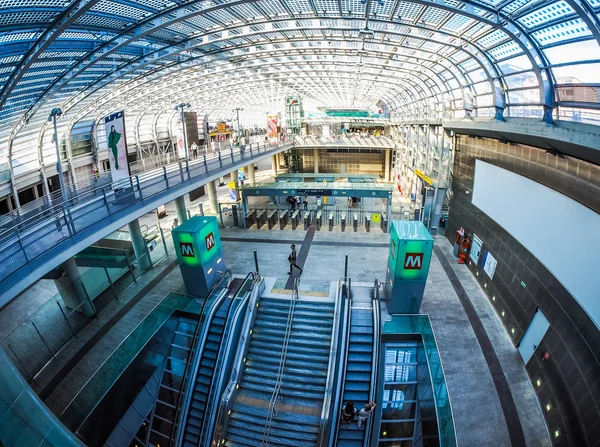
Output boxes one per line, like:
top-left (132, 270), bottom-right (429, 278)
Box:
top-left (447, 135), bottom-right (600, 446)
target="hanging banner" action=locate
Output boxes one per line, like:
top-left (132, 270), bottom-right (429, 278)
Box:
top-left (176, 118), bottom-right (186, 159)
top-left (267, 115), bottom-right (278, 142)
top-left (104, 111), bottom-right (131, 191)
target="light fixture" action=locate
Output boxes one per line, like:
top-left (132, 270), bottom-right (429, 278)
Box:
top-left (536, 378), bottom-right (542, 387)
top-left (546, 403), bottom-right (552, 412)
top-left (492, 296), bottom-right (496, 302)
top-left (511, 328), bottom-right (515, 334)
top-left (554, 430), bottom-right (560, 439)
top-left (501, 311), bottom-right (505, 317)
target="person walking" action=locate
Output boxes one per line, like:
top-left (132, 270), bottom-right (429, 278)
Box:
top-left (357, 401), bottom-right (376, 428)
top-left (303, 196), bottom-right (308, 210)
top-left (341, 401), bottom-right (356, 427)
top-left (288, 244), bottom-right (302, 275)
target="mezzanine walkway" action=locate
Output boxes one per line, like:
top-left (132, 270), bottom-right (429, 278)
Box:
top-left (0, 142), bottom-right (292, 305)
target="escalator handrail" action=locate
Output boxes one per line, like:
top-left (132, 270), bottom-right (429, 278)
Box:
top-left (169, 269), bottom-right (232, 445)
top-left (328, 278), bottom-right (353, 446)
top-left (197, 272), bottom-right (257, 446)
top-left (318, 279), bottom-right (347, 447)
top-left (211, 276), bottom-right (264, 444)
top-left (364, 280), bottom-right (381, 447)
top-left (261, 277), bottom-right (299, 446)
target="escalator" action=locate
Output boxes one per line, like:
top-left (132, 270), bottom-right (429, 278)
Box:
top-left (334, 281), bottom-right (380, 447)
top-left (176, 273), bottom-right (257, 447)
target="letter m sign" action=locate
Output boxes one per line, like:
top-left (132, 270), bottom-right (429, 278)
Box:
top-left (404, 253), bottom-right (424, 270)
top-left (180, 242), bottom-right (194, 258)
top-left (205, 232), bottom-right (215, 251)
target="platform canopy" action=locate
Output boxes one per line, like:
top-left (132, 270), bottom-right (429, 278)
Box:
top-left (0, 0), bottom-right (599, 181)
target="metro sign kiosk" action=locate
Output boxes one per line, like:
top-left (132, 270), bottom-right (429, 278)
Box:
top-left (172, 216), bottom-right (225, 297)
top-left (384, 221), bottom-right (433, 313)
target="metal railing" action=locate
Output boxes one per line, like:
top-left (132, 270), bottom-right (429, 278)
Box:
top-left (0, 141), bottom-right (292, 293)
top-left (261, 277), bottom-right (299, 446)
top-left (293, 135), bottom-right (395, 148)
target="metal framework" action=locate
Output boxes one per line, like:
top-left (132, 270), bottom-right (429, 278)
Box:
top-left (0, 0), bottom-right (599, 197)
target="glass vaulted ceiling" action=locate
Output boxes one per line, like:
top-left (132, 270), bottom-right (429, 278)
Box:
top-left (0, 0), bottom-right (599, 167)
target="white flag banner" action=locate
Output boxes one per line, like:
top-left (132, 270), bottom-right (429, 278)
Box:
top-left (104, 111), bottom-right (131, 191)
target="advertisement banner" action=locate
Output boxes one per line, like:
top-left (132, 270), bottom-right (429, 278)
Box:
top-left (104, 111), bottom-right (130, 190)
top-left (267, 115), bottom-right (278, 141)
top-left (470, 234), bottom-right (483, 264)
top-left (176, 118), bottom-right (185, 159)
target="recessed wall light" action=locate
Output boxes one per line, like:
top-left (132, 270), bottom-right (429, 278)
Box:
top-left (501, 311), bottom-right (505, 317)
top-left (546, 403), bottom-right (552, 412)
top-left (554, 430), bottom-right (560, 438)
top-left (536, 378), bottom-right (542, 387)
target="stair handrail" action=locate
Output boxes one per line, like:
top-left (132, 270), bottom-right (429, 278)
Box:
top-left (328, 278), bottom-right (352, 446)
top-left (169, 270), bottom-right (232, 446)
top-left (211, 276), bottom-right (264, 445)
top-left (261, 277), bottom-right (300, 446)
top-left (197, 272), bottom-right (257, 446)
top-left (364, 280), bottom-right (381, 447)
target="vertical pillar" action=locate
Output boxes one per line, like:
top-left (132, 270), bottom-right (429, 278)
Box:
top-left (230, 170), bottom-right (239, 201)
top-left (314, 148), bottom-right (319, 174)
top-left (175, 195), bottom-right (188, 224)
top-left (385, 149), bottom-right (391, 181)
top-left (55, 257), bottom-right (95, 317)
top-left (128, 218), bottom-right (152, 270)
top-left (247, 163), bottom-right (256, 185)
top-left (207, 179), bottom-right (218, 214)
top-left (271, 154), bottom-right (278, 177)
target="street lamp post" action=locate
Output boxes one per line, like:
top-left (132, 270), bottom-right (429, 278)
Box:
top-left (233, 107), bottom-right (244, 140)
top-left (48, 108), bottom-right (68, 200)
top-left (174, 103), bottom-right (191, 165)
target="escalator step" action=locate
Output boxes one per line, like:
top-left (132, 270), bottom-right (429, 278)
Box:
top-left (229, 418), bottom-right (318, 442)
top-left (343, 390), bottom-right (369, 402)
top-left (346, 371), bottom-right (371, 381)
top-left (345, 381), bottom-right (369, 391)
top-left (349, 333), bottom-right (373, 343)
top-left (347, 362), bottom-right (371, 372)
top-left (349, 344), bottom-right (372, 353)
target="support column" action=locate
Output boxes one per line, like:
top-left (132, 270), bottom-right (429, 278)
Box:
top-left (385, 149), bottom-right (391, 181)
top-left (207, 180), bottom-right (218, 214)
top-left (230, 170), bottom-right (239, 201)
top-left (128, 218), bottom-right (152, 270)
top-left (247, 163), bottom-right (256, 185)
top-left (174, 195), bottom-right (188, 224)
top-left (271, 154), bottom-right (278, 177)
top-left (55, 257), bottom-right (95, 317)
top-left (314, 148), bottom-right (319, 174)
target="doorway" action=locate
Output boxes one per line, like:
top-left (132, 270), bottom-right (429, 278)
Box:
top-left (518, 308), bottom-right (550, 364)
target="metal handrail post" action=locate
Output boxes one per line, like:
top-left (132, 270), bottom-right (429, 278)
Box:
top-left (163, 166), bottom-right (169, 188)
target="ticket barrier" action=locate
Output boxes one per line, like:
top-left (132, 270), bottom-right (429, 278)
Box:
top-left (291, 210), bottom-right (300, 230)
top-left (256, 210), bottom-right (267, 229)
top-left (329, 212), bottom-right (334, 231)
top-left (381, 212), bottom-right (388, 233)
top-left (267, 210), bottom-right (278, 229)
top-left (353, 213), bottom-right (358, 232)
top-left (245, 210), bottom-right (256, 228)
top-left (316, 211), bottom-right (322, 230)
top-left (341, 213), bottom-right (346, 232)
top-left (303, 212), bottom-right (311, 230)
top-left (365, 214), bottom-right (371, 233)
top-left (279, 210), bottom-right (289, 229)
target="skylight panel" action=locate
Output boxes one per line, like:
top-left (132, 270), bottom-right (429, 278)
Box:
top-left (519, 2), bottom-right (576, 29)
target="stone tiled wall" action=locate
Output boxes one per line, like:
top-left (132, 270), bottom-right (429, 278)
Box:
top-left (446, 135), bottom-right (600, 446)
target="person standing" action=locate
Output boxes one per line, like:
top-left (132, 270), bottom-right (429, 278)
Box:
top-left (341, 401), bottom-right (356, 428)
top-left (357, 401), bottom-right (376, 428)
top-left (191, 141), bottom-right (198, 158)
top-left (288, 244), bottom-right (302, 275)
top-left (303, 196), bottom-right (308, 210)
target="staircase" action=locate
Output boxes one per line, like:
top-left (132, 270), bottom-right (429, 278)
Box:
top-left (181, 296), bottom-right (234, 447)
top-left (337, 286), bottom-right (375, 447)
top-left (224, 296), bottom-right (336, 447)
top-left (143, 316), bottom-right (198, 446)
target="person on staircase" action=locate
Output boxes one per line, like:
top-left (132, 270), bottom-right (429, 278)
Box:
top-left (341, 401), bottom-right (356, 427)
top-left (357, 400), bottom-right (377, 428)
